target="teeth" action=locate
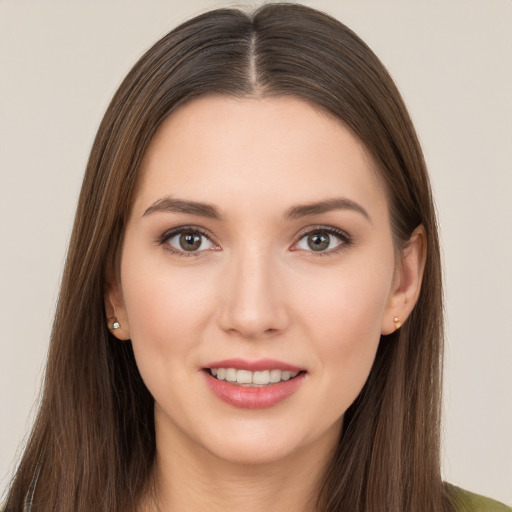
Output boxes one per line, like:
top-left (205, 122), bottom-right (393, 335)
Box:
top-left (226, 368), bottom-right (237, 382)
top-left (253, 370), bottom-right (270, 385)
top-left (236, 369), bottom-right (252, 384)
top-left (210, 368), bottom-right (299, 386)
top-left (269, 369), bottom-right (282, 383)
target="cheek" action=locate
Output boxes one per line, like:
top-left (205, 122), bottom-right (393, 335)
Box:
top-left (293, 260), bottom-right (393, 402)
top-left (297, 260), bottom-right (392, 339)
top-left (119, 252), bottom-right (217, 372)
top-left (118, 261), bottom-right (222, 421)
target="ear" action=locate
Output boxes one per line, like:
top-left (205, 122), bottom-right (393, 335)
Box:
top-left (104, 280), bottom-right (131, 341)
top-left (381, 225), bottom-right (427, 335)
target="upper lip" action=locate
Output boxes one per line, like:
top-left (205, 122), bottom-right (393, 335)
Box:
top-left (204, 358), bottom-right (303, 372)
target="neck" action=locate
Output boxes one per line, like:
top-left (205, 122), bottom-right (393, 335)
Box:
top-left (141, 416), bottom-right (340, 512)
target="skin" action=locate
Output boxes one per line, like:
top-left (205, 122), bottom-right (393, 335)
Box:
top-left (107, 96), bottom-right (425, 512)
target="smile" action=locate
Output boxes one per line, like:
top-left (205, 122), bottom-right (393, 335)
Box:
top-left (203, 359), bottom-right (306, 409)
top-left (209, 368), bottom-right (300, 387)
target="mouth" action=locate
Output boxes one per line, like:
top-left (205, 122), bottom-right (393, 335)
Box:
top-left (206, 367), bottom-right (303, 387)
top-left (202, 358), bottom-right (306, 408)
top-left (203, 361), bottom-right (307, 409)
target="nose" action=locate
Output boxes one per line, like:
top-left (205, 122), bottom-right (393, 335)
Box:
top-left (217, 249), bottom-right (290, 339)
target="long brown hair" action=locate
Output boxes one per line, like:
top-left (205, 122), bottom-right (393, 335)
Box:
top-left (5, 4), bottom-right (450, 511)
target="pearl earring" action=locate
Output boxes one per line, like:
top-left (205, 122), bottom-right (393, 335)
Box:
top-left (109, 318), bottom-right (121, 331)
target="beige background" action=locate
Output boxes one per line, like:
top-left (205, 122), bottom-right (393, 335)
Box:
top-left (1, 0), bottom-right (511, 505)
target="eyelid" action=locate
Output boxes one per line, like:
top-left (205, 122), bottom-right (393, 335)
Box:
top-left (291, 225), bottom-right (352, 254)
top-left (157, 224), bottom-right (352, 257)
top-left (158, 225), bottom-right (219, 256)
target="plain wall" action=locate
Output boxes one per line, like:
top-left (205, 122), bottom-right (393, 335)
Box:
top-left (1, 0), bottom-right (511, 505)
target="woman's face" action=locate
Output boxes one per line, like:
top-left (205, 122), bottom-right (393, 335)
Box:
top-left (109, 96), bottom-right (414, 466)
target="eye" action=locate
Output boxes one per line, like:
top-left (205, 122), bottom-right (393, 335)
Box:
top-left (164, 229), bottom-right (215, 254)
top-left (295, 228), bottom-right (349, 253)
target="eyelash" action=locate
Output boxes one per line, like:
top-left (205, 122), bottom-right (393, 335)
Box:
top-left (158, 225), bottom-right (352, 257)
top-left (295, 225), bottom-right (352, 257)
top-left (158, 226), bottom-right (217, 258)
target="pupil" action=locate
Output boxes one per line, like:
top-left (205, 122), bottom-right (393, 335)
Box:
top-left (308, 233), bottom-right (329, 251)
top-left (180, 232), bottom-right (201, 251)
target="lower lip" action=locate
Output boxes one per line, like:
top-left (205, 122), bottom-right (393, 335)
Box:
top-left (204, 371), bottom-right (306, 409)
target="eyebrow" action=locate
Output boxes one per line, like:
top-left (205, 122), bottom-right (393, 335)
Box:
top-left (284, 198), bottom-right (371, 222)
top-left (142, 195), bottom-right (370, 223)
top-left (143, 196), bottom-right (223, 219)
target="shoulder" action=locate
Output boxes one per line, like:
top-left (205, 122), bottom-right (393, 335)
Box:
top-left (446, 483), bottom-right (512, 512)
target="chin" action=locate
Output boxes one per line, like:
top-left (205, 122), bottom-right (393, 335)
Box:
top-left (205, 437), bottom-right (304, 466)
top-left (193, 415), bottom-right (342, 468)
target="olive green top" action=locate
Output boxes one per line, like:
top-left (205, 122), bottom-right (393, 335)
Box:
top-left (449, 485), bottom-right (512, 511)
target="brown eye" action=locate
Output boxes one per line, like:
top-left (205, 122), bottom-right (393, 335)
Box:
top-left (179, 232), bottom-right (202, 251)
top-left (296, 228), bottom-right (346, 253)
top-left (166, 230), bottom-right (214, 253)
top-left (306, 232), bottom-right (330, 251)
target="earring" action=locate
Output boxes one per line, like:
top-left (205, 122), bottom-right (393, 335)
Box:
top-left (109, 317), bottom-right (121, 331)
top-left (394, 316), bottom-right (402, 330)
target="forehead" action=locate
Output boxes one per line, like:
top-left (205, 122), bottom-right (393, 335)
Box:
top-left (133, 95), bottom-right (387, 220)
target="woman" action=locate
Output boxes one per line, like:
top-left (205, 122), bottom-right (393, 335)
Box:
top-left (3, 4), bottom-right (511, 512)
